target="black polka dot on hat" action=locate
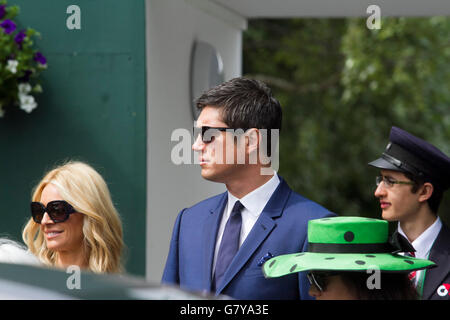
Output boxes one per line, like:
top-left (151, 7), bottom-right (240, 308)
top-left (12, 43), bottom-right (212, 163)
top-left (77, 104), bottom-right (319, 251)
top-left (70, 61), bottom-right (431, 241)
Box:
top-left (290, 264), bottom-right (297, 272)
top-left (365, 255), bottom-right (376, 258)
top-left (404, 260), bottom-right (414, 265)
top-left (296, 253), bottom-right (305, 257)
top-left (344, 231), bottom-right (355, 242)
top-left (269, 260), bottom-right (276, 268)
top-left (355, 260), bottom-right (366, 265)
top-left (325, 257), bottom-right (335, 260)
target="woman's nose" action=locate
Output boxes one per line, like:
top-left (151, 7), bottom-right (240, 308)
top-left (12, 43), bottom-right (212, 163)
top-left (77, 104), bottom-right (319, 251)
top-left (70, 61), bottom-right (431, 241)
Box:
top-left (308, 284), bottom-right (321, 298)
top-left (40, 212), bottom-right (54, 225)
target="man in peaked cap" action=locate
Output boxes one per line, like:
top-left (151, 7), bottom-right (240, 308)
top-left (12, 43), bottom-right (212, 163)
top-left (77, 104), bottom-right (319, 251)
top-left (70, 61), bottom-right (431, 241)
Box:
top-left (369, 126), bottom-right (450, 300)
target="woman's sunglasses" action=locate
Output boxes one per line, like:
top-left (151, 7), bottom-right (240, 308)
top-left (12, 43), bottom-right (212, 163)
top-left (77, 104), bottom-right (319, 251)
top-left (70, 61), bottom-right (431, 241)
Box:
top-left (307, 271), bottom-right (339, 292)
top-left (31, 200), bottom-right (76, 224)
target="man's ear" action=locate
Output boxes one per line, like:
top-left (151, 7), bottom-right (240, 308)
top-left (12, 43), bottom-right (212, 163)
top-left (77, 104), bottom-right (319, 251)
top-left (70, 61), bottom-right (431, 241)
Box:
top-left (246, 129), bottom-right (260, 154)
top-left (418, 182), bottom-right (434, 203)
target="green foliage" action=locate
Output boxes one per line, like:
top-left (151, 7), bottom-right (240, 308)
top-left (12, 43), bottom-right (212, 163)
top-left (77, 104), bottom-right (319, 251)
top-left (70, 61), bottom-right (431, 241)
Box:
top-left (0, 0), bottom-right (46, 117)
top-left (243, 17), bottom-right (450, 222)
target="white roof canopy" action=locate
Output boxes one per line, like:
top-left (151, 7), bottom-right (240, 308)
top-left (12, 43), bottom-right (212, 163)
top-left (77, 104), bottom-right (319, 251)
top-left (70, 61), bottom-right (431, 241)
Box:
top-left (213, 0), bottom-right (450, 18)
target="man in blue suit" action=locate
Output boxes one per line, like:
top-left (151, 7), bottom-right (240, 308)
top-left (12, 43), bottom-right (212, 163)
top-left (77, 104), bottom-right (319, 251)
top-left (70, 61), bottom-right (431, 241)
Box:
top-left (162, 77), bottom-right (335, 299)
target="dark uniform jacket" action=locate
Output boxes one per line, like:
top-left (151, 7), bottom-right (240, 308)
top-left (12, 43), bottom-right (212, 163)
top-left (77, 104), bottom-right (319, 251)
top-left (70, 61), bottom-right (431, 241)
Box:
top-left (423, 223), bottom-right (450, 300)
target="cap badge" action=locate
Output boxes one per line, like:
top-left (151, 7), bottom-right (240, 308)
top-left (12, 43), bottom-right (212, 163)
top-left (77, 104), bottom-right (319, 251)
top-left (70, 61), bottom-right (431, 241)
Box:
top-left (385, 142), bottom-right (392, 151)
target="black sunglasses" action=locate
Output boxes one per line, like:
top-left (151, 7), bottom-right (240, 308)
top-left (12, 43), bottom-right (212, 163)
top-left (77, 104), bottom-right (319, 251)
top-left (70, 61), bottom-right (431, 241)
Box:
top-left (31, 200), bottom-right (76, 224)
top-left (193, 126), bottom-right (249, 143)
top-left (307, 271), bottom-right (340, 292)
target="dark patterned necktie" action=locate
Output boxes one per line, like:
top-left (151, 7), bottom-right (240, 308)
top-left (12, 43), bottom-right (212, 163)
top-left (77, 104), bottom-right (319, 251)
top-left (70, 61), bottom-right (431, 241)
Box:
top-left (213, 201), bottom-right (244, 290)
top-left (405, 251), bottom-right (417, 284)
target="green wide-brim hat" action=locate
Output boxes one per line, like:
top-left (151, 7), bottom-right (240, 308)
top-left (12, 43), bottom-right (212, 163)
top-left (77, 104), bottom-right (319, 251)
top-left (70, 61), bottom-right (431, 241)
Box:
top-left (263, 217), bottom-right (436, 278)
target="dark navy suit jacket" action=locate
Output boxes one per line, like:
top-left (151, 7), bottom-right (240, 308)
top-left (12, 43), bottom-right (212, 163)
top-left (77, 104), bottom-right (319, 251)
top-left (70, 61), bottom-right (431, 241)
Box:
top-left (422, 223), bottom-right (450, 300)
top-left (162, 176), bottom-right (335, 299)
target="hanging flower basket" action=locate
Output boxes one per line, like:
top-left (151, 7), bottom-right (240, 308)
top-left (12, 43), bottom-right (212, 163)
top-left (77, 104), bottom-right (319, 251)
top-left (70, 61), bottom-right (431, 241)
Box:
top-left (0, 0), bottom-right (47, 117)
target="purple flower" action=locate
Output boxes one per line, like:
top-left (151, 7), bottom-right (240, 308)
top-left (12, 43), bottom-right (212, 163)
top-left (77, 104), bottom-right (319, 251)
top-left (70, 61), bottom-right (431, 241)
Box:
top-left (18, 70), bottom-right (33, 82)
top-left (34, 52), bottom-right (47, 65)
top-left (0, 19), bottom-right (16, 34)
top-left (0, 5), bottom-right (6, 20)
top-left (15, 29), bottom-right (26, 45)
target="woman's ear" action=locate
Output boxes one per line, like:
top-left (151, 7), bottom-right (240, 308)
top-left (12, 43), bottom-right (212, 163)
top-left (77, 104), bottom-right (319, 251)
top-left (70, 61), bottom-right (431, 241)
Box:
top-left (418, 182), bottom-right (434, 203)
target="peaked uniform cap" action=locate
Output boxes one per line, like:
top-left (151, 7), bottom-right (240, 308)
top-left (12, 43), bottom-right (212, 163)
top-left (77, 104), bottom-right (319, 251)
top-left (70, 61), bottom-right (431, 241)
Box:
top-left (262, 217), bottom-right (436, 278)
top-left (368, 126), bottom-right (450, 190)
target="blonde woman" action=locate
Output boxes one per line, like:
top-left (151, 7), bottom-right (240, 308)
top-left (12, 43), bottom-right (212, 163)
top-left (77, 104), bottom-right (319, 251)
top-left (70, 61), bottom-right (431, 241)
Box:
top-left (22, 161), bottom-right (124, 273)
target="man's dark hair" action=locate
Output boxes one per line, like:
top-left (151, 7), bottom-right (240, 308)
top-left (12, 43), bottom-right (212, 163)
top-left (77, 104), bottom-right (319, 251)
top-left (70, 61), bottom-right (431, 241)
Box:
top-left (196, 77), bottom-right (282, 157)
top-left (196, 77), bottom-right (282, 130)
top-left (403, 172), bottom-right (444, 215)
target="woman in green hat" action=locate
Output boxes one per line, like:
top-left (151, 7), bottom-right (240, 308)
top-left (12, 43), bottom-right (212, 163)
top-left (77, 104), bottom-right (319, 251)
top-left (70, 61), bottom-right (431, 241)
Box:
top-left (262, 217), bottom-right (436, 300)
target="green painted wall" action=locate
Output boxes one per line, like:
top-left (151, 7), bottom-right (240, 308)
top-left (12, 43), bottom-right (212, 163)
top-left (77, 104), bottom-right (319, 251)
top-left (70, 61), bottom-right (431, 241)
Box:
top-left (0, 0), bottom-right (146, 276)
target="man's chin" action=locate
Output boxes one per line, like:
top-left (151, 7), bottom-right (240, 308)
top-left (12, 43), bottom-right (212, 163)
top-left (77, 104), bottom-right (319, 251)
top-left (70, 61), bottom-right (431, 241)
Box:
top-left (381, 210), bottom-right (398, 222)
top-left (200, 170), bottom-right (219, 182)
top-left (201, 168), bottom-right (229, 184)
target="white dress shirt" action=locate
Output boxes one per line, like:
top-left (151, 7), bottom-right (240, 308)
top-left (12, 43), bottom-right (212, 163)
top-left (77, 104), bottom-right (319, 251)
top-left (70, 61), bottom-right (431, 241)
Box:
top-left (212, 173), bottom-right (280, 276)
top-left (398, 217), bottom-right (443, 287)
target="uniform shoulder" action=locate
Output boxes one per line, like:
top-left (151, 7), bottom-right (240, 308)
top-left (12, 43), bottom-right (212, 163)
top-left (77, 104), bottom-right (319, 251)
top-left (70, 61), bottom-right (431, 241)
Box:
top-left (435, 222), bottom-right (450, 249)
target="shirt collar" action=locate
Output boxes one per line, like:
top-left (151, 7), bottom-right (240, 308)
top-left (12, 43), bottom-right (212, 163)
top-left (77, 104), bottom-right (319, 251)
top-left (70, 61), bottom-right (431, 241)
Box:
top-left (398, 216), bottom-right (442, 258)
top-left (227, 173), bottom-right (280, 218)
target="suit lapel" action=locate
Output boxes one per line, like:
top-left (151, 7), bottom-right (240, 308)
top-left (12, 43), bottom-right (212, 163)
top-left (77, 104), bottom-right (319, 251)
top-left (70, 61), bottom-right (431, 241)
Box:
top-left (216, 177), bottom-right (292, 294)
top-left (203, 192), bottom-right (228, 291)
top-left (422, 224), bottom-right (450, 299)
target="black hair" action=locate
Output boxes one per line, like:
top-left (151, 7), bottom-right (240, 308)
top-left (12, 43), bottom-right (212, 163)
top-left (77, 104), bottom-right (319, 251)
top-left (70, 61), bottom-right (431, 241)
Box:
top-left (340, 272), bottom-right (418, 300)
top-left (195, 77), bottom-right (282, 157)
top-left (403, 172), bottom-right (444, 215)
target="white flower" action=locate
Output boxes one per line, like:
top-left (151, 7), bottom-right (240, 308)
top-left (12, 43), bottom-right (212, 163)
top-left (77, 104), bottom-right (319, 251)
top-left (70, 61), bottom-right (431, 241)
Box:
top-left (6, 60), bottom-right (19, 74)
top-left (18, 83), bottom-right (32, 95)
top-left (19, 94), bottom-right (38, 113)
top-left (17, 84), bottom-right (38, 114)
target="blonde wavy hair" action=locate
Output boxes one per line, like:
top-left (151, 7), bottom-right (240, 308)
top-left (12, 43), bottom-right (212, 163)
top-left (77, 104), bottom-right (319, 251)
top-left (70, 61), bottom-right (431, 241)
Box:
top-left (22, 161), bottom-right (124, 273)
